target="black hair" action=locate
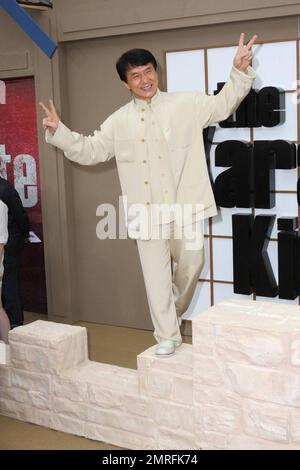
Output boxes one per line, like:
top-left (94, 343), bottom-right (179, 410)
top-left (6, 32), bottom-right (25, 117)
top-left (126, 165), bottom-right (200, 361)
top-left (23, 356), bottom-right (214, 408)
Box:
top-left (116, 49), bottom-right (157, 82)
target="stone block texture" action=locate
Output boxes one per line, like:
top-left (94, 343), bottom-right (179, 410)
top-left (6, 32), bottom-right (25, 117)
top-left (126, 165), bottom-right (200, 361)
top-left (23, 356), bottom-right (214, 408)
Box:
top-left (1, 299), bottom-right (300, 449)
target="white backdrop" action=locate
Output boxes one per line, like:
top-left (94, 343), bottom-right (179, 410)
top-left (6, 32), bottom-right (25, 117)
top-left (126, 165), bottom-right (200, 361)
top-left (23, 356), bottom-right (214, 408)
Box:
top-left (166, 40), bottom-right (299, 319)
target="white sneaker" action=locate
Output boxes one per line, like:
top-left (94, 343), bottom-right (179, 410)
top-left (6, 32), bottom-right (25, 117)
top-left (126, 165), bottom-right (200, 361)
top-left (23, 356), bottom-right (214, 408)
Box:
top-left (155, 340), bottom-right (176, 357)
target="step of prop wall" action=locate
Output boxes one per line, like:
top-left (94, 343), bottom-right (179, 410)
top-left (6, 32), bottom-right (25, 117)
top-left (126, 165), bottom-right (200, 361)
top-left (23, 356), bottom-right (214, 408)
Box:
top-left (1, 299), bottom-right (300, 450)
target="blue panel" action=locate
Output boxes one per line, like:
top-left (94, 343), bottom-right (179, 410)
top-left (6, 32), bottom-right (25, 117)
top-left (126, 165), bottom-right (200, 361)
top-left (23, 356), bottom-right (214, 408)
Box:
top-left (0, 0), bottom-right (57, 58)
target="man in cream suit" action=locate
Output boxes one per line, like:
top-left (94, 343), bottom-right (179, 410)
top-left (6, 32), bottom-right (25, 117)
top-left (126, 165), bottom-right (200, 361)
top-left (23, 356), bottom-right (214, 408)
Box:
top-left (40, 33), bottom-right (257, 357)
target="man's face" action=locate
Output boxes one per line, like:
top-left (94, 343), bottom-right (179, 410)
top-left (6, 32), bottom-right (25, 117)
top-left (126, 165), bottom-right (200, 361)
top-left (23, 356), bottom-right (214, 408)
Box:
top-left (123, 63), bottom-right (158, 102)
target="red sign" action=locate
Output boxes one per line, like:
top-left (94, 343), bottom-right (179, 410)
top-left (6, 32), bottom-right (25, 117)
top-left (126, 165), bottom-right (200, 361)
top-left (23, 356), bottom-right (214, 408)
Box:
top-left (0, 77), bottom-right (47, 314)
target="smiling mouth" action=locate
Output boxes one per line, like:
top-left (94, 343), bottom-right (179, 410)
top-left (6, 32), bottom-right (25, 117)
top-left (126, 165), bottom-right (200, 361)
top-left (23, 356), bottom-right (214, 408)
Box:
top-left (141, 84), bottom-right (152, 91)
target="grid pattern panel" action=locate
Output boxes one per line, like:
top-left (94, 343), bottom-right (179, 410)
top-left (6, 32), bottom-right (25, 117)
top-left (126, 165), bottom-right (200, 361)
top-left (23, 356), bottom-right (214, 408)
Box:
top-left (166, 50), bottom-right (205, 92)
top-left (166, 40), bottom-right (299, 318)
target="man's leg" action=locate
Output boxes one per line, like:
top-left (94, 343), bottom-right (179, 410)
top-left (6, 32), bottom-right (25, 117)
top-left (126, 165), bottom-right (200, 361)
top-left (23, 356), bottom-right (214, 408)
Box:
top-left (2, 251), bottom-right (23, 327)
top-left (170, 222), bottom-right (205, 318)
top-left (136, 237), bottom-right (182, 346)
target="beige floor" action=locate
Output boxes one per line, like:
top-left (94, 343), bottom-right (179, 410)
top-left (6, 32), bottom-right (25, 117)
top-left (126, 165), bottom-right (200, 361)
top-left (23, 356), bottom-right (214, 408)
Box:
top-left (0, 312), bottom-right (192, 450)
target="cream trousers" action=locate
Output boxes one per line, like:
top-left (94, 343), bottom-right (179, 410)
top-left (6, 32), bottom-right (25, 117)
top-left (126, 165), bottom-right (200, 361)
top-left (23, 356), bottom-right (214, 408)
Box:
top-left (136, 221), bottom-right (205, 345)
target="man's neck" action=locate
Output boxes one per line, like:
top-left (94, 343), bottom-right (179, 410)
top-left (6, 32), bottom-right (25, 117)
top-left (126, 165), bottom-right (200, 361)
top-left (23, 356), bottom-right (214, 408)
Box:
top-left (133, 89), bottom-right (160, 106)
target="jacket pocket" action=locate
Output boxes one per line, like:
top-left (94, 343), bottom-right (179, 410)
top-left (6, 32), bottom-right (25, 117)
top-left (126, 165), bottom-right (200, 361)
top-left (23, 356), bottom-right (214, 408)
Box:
top-left (115, 139), bottom-right (135, 162)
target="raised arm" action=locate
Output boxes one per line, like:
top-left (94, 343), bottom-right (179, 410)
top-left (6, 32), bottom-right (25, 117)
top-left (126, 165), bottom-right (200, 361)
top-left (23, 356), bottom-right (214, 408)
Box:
top-left (39, 100), bottom-right (115, 165)
top-left (196, 33), bottom-right (258, 128)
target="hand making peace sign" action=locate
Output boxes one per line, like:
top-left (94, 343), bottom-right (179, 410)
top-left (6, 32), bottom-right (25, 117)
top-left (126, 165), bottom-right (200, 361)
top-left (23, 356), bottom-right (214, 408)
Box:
top-left (233, 33), bottom-right (258, 72)
top-left (39, 99), bottom-right (60, 136)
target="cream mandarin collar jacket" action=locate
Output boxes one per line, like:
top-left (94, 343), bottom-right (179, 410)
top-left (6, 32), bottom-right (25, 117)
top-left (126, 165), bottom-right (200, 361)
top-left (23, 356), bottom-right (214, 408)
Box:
top-left (46, 65), bottom-right (256, 239)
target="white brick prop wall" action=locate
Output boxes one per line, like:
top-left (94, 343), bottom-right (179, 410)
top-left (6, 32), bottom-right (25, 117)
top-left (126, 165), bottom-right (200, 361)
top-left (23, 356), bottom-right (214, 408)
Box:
top-left (1, 300), bottom-right (300, 449)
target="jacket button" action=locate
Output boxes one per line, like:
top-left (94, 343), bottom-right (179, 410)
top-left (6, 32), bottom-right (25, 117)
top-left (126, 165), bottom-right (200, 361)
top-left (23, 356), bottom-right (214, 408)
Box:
top-left (142, 160), bottom-right (147, 163)
top-left (141, 138), bottom-right (145, 142)
top-left (144, 181), bottom-right (149, 184)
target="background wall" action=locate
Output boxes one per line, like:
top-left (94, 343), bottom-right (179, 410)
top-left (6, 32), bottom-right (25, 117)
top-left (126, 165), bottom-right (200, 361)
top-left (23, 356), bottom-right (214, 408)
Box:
top-left (1, 1), bottom-right (300, 331)
top-left (166, 39), bottom-right (299, 318)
